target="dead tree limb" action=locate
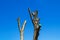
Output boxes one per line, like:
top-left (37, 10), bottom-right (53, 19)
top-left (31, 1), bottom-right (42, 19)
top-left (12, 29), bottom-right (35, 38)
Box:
top-left (17, 17), bottom-right (26, 40)
top-left (28, 8), bottom-right (41, 40)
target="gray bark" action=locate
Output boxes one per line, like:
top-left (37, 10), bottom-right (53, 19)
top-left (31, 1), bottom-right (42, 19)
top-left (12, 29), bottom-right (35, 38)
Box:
top-left (17, 17), bottom-right (26, 40)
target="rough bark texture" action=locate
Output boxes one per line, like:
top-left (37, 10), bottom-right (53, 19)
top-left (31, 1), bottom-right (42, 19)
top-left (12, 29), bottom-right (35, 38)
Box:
top-left (17, 17), bottom-right (26, 40)
top-left (28, 8), bottom-right (41, 40)
top-left (34, 26), bottom-right (41, 40)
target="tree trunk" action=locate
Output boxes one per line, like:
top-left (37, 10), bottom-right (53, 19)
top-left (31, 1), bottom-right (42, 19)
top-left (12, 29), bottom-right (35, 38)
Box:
top-left (34, 26), bottom-right (40, 40)
top-left (17, 17), bottom-right (26, 40)
top-left (28, 8), bottom-right (41, 40)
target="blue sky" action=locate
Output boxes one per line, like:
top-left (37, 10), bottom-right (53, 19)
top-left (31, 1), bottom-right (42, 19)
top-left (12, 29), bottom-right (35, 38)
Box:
top-left (0, 0), bottom-right (60, 40)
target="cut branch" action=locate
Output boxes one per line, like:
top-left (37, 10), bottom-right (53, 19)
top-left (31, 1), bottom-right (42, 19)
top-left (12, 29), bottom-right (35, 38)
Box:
top-left (28, 8), bottom-right (33, 24)
top-left (21, 20), bottom-right (26, 31)
top-left (17, 17), bottom-right (20, 31)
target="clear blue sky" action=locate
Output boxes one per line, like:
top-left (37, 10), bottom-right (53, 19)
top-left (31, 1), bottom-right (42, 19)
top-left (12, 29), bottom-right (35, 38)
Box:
top-left (0, 0), bottom-right (60, 40)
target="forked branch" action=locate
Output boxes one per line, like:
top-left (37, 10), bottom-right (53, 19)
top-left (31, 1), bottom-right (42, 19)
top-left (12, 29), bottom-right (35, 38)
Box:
top-left (17, 17), bottom-right (26, 40)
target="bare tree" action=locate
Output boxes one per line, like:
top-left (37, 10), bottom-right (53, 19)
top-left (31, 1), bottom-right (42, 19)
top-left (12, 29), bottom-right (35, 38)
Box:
top-left (17, 17), bottom-right (26, 40)
top-left (28, 8), bottom-right (41, 40)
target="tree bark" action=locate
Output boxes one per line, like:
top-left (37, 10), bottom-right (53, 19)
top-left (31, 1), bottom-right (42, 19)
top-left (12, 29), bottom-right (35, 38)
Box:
top-left (17, 17), bottom-right (26, 40)
top-left (28, 8), bottom-right (41, 40)
top-left (33, 26), bottom-right (40, 40)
